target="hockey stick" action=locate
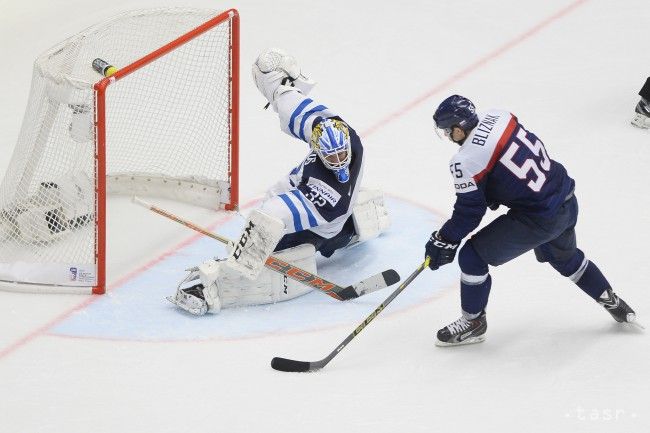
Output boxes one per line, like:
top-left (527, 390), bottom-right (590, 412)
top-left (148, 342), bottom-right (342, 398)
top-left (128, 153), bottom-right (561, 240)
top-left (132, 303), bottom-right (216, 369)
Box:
top-left (132, 197), bottom-right (400, 301)
top-left (271, 257), bottom-right (430, 372)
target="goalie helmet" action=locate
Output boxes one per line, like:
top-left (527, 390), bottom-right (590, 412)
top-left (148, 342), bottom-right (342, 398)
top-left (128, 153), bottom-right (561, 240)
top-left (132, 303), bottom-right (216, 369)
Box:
top-left (433, 95), bottom-right (479, 136)
top-left (310, 118), bottom-right (352, 183)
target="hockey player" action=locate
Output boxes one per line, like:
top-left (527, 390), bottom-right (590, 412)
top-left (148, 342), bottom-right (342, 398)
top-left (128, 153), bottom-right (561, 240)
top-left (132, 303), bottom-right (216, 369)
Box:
top-left (168, 48), bottom-right (389, 315)
top-left (425, 95), bottom-right (637, 346)
top-left (631, 76), bottom-right (650, 129)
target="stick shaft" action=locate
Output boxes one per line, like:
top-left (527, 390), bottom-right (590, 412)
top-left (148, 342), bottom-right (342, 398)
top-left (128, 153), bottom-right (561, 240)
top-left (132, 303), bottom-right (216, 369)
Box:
top-left (132, 196), bottom-right (234, 246)
top-left (271, 259), bottom-right (429, 372)
top-left (322, 259), bottom-right (429, 363)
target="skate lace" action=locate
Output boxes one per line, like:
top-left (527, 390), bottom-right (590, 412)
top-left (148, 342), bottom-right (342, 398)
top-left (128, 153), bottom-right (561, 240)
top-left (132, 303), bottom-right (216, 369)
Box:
top-left (447, 317), bottom-right (472, 334)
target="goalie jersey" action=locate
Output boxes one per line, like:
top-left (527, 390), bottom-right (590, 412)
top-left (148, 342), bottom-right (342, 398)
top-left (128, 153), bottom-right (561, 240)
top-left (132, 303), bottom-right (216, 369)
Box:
top-left (260, 89), bottom-right (364, 240)
top-left (439, 109), bottom-right (575, 242)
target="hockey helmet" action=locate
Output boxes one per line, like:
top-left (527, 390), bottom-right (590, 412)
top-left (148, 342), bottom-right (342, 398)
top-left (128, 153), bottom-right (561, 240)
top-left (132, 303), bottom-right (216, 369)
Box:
top-left (311, 118), bottom-right (352, 183)
top-left (433, 95), bottom-right (479, 140)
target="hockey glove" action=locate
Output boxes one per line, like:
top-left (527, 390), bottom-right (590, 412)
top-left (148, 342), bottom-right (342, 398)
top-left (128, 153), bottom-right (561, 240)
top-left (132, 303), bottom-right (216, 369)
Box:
top-left (425, 231), bottom-right (459, 270)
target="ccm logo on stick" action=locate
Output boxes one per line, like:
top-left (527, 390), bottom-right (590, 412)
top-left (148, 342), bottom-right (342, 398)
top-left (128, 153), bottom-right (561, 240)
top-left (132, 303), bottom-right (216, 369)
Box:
top-left (266, 257), bottom-right (336, 292)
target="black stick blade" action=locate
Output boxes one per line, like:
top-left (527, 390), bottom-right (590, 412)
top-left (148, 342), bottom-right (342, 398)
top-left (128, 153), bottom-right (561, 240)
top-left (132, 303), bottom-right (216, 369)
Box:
top-left (271, 357), bottom-right (315, 372)
top-left (383, 269), bottom-right (400, 286)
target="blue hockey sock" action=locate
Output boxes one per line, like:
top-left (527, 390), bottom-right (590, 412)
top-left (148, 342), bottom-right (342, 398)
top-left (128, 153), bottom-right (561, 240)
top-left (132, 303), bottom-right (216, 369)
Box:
top-left (573, 261), bottom-right (611, 300)
top-left (458, 241), bottom-right (491, 315)
top-left (461, 274), bottom-right (492, 315)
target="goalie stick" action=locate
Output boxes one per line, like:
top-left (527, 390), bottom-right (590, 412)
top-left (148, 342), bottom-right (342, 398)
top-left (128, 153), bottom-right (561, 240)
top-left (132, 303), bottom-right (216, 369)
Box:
top-left (271, 258), bottom-right (430, 372)
top-left (132, 197), bottom-right (400, 301)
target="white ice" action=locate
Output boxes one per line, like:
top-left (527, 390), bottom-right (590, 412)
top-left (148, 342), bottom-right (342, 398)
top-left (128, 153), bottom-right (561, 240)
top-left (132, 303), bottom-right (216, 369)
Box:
top-left (1, 1), bottom-right (649, 432)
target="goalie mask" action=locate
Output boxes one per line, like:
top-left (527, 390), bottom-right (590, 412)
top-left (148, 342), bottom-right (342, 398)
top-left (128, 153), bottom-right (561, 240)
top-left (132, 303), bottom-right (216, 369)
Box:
top-left (311, 118), bottom-right (352, 183)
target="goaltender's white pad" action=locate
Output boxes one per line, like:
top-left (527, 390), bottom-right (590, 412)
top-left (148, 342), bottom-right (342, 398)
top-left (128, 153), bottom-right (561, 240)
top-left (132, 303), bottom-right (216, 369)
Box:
top-left (226, 209), bottom-right (285, 280)
top-left (252, 48), bottom-right (316, 109)
top-left (351, 189), bottom-right (390, 244)
top-left (201, 244), bottom-right (317, 313)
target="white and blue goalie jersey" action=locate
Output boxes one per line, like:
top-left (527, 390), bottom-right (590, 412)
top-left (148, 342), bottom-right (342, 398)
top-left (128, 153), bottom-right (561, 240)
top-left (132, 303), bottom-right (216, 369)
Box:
top-left (260, 89), bottom-right (364, 239)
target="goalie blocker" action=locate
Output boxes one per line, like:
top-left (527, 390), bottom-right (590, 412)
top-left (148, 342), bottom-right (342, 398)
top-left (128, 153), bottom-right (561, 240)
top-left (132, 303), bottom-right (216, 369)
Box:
top-left (168, 189), bottom-right (391, 315)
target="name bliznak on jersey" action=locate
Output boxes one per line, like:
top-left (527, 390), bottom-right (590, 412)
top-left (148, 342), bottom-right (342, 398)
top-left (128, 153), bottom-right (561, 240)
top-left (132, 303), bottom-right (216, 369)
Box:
top-left (471, 114), bottom-right (500, 146)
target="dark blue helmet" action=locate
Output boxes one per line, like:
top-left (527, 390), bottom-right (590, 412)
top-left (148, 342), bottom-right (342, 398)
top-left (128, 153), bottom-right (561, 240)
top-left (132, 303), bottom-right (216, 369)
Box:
top-left (433, 95), bottom-right (479, 134)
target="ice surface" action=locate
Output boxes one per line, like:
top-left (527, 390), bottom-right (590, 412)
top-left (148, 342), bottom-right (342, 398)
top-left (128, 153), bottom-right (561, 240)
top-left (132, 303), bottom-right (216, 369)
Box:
top-left (1, 1), bottom-right (649, 432)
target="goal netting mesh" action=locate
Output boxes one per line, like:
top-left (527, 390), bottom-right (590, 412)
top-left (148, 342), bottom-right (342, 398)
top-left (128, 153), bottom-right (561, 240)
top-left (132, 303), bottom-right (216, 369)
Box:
top-left (0, 8), bottom-right (237, 292)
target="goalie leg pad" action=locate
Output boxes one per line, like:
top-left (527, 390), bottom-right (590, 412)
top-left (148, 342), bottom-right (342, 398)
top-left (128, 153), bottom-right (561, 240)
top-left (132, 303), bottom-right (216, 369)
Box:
top-left (351, 189), bottom-right (391, 245)
top-left (268, 244), bottom-right (317, 302)
top-left (219, 244), bottom-right (317, 309)
top-left (171, 244), bottom-right (318, 315)
top-left (226, 209), bottom-right (285, 280)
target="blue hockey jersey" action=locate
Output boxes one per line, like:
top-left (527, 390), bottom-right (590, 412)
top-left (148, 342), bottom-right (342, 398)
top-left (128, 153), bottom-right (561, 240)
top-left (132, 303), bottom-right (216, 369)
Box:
top-left (439, 109), bottom-right (575, 242)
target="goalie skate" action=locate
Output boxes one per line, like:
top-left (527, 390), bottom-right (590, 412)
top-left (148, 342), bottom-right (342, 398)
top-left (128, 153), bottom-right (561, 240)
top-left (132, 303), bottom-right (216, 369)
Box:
top-left (166, 270), bottom-right (215, 316)
top-left (166, 285), bottom-right (209, 316)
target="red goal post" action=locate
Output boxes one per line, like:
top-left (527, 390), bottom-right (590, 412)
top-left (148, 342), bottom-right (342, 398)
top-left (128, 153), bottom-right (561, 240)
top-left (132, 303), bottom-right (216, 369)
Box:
top-left (0, 8), bottom-right (239, 294)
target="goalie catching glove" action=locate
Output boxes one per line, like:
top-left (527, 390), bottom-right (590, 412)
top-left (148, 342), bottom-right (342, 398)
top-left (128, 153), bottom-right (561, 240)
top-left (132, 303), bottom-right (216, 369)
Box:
top-left (425, 231), bottom-right (459, 270)
top-left (252, 48), bottom-right (316, 109)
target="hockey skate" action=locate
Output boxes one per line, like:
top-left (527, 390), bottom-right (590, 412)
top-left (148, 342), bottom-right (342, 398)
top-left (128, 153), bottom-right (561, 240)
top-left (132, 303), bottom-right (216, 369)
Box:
top-left (631, 98), bottom-right (650, 129)
top-left (166, 283), bottom-right (210, 316)
top-left (435, 311), bottom-right (487, 346)
top-left (166, 264), bottom-right (220, 316)
top-left (597, 288), bottom-right (640, 326)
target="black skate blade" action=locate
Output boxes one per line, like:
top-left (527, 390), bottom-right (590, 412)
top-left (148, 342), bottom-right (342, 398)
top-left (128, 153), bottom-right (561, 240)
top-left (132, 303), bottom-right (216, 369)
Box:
top-left (271, 357), bottom-right (314, 372)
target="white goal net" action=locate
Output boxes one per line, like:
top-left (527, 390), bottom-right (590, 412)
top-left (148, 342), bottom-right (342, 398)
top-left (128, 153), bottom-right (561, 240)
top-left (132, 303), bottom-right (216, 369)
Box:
top-left (0, 8), bottom-right (239, 293)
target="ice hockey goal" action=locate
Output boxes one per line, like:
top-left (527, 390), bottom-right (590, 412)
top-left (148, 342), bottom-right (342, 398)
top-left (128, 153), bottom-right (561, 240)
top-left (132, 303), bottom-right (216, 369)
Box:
top-left (0, 8), bottom-right (239, 294)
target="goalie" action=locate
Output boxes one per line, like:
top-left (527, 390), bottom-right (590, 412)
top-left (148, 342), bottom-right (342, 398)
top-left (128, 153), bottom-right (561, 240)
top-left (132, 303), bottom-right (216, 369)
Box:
top-left (168, 48), bottom-right (390, 315)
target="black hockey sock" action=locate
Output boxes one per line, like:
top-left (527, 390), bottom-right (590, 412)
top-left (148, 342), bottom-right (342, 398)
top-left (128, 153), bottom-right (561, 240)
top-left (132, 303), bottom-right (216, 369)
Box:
top-left (575, 261), bottom-right (611, 300)
top-left (460, 274), bottom-right (492, 315)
